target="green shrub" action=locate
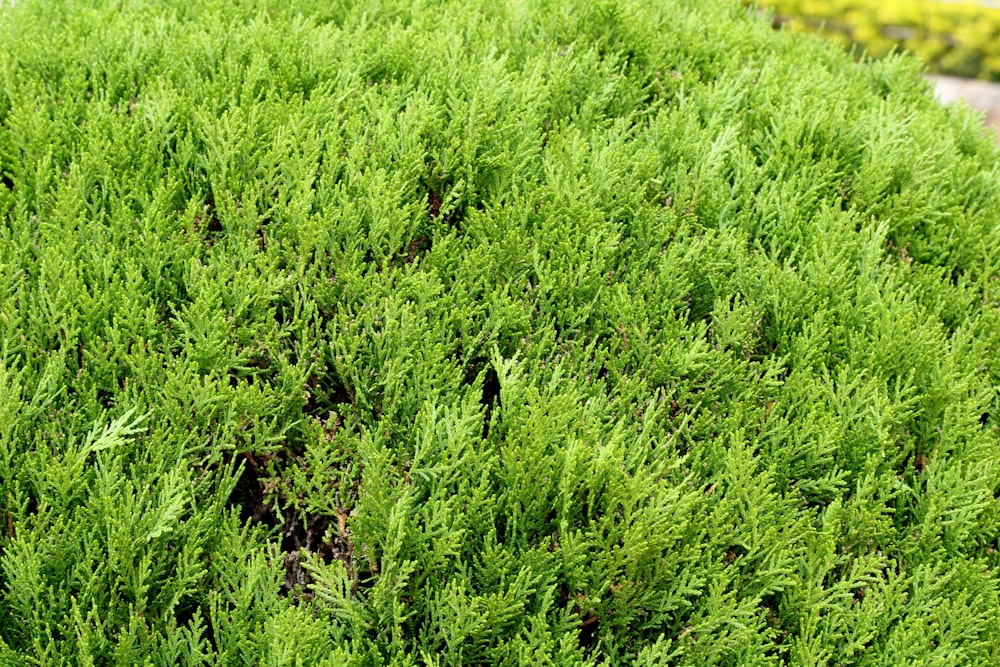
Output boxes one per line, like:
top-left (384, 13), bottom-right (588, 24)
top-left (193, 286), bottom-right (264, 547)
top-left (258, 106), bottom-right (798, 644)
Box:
top-left (756, 0), bottom-right (1000, 80)
top-left (1, 0), bottom-right (999, 664)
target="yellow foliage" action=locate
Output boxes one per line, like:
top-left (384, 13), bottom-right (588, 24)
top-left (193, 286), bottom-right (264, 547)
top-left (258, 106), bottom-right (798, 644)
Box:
top-left (754, 0), bottom-right (1000, 80)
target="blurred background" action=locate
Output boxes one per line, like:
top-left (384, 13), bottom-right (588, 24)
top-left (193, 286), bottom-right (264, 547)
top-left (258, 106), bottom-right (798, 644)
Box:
top-left (754, 0), bottom-right (1000, 141)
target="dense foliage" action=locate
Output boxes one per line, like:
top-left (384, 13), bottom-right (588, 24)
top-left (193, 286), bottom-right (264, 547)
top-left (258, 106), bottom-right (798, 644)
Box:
top-left (1, 0), bottom-right (1000, 664)
top-left (757, 0), bottom-right (1000, 81)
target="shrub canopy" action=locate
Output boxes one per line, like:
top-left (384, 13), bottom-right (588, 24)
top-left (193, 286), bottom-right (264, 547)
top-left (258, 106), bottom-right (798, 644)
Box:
top-left (1, 0), bottom-right (1000, 664)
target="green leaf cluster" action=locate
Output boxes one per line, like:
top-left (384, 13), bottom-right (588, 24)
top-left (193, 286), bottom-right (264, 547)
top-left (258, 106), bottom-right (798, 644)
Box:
top-left (1, 0), bottom-right (999, 664)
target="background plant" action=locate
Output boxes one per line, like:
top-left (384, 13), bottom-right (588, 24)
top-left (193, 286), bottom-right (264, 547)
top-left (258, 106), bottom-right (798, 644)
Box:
top-left (754, 0), bottom-right (1000, 80)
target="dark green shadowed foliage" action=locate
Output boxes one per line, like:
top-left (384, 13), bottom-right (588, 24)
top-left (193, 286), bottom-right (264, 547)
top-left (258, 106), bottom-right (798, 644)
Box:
top-left (1, 0), bottom-right (999, 664)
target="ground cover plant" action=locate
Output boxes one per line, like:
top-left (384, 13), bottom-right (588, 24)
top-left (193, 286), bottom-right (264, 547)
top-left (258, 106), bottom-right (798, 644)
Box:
top-left (1, 0), bottom-right (1000, 664)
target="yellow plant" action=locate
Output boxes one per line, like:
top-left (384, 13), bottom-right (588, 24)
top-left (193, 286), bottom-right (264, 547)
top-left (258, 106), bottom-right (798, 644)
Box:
top-left (754, 0), bottom-right (1000, 79)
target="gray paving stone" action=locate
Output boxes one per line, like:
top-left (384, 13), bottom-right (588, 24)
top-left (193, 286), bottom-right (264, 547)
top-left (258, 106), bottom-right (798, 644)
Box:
top-left (928, 74), bottom-right (1000, 142)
